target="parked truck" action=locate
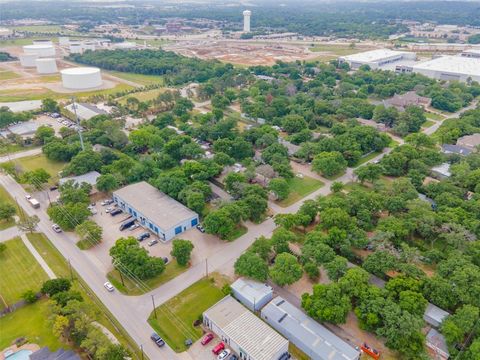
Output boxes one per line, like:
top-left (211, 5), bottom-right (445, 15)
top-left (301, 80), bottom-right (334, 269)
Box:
top-left (28, 198), bottom-right (40, 209)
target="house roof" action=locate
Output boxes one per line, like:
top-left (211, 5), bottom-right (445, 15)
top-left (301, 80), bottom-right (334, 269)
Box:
top-left (59, 171), bottom-right (101, 187)
top-left (7, 121), bottom-right (40, 136)
top-left (64, 102), bottom-right (107, 121)
top-left (424, 303), bottom-right (450, 328)
top-left (30, 347), bottom-right (80, 360)
top-left (426, 328), bottom-right (450, 357)
top-left (113, 181), bottom-right (198, 230)
top-left (457, 133), bottom-right (480, 149)
top-left (204, 296), bottom-right (288, 360)
top-left (384, 91), bottom-right (430, 108)
top-left (431, 163), bottom-right (451, 177)
top-left (441, 144), bottom-right (472, 156)
top-left (231, 278), bottom-right (273, 304)
top-left (340, 49), bottom-right (412, 64)
top-left (261, 297), bottom-right (360, 360)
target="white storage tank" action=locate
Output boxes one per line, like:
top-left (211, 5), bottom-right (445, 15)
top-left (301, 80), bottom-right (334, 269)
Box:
top-left (19, 53), bottom-right (38, 67)
top-left (33, 39), bottom-right (53, 46)
top-left (59, 37), bottom-right (70, 46)
top-left (61, 67), bottom-right (102, 90)
top-left (69, 42), bottom-right (83, 54)
top-left (23, 44), bottom-right (55, 58)
top-left (35, 58), bottom-right (58, 74)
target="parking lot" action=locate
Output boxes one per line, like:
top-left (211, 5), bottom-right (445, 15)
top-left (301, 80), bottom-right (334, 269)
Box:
top-left (88, 197), bottom-right (228, 273)
top-left (187, 332), bottom-right (234, 360)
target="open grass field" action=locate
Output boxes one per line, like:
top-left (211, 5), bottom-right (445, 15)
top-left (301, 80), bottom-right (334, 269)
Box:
top-left (0, 299), bottom-right (67, 351)
top-left (108, 71), bottom-right (164, 86)
top-left (0, 237), bottom-right (49, 307)
top-left (0, 185), bottom-right (17, 230)
top-left (278, 176), bottom-right (324, 207)
top-left (107, 259), bottom-right (188, 295)
top-left (27, 233), bottom-right (143, 359)
top-left (133, 39), bottom-right (171, 48)
top-left (426, 112), bottom-right (445, 121)
top-left (117, 88), bottom-right (167, 104)
top-left (0, 70), bottom-right (21, 81)
top-left (148, 277), bottom-right (226, 352)
top-left (10, 25), bottom-right (64, 33)
top-left (0, 83), bottom-right (133, 102)
top-left (422, 120), bottom-right (436, 129)
top-left (15, 153), bottom-right (65, 183)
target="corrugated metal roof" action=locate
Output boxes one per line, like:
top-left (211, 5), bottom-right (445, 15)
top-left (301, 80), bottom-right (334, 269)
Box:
top-left (204, 296), bottom-right (288, 360)
top-left (261, 297), bottom-right (360, 360)
top-left (231, 278), bottom-right (273, 304)
top-left (59, 171), bottom-right (101, 186)
top-left (424, 303), bottom-right (450, 327)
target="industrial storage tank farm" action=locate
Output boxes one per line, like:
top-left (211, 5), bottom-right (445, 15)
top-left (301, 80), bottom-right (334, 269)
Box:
top-left (60, 67), bottom-right (103, 90)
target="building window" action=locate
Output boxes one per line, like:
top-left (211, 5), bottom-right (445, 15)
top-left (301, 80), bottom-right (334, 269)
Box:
top-left (175, 226), bottom-right (182, 234)
top-left (191, 218), bottom-right (198, 226)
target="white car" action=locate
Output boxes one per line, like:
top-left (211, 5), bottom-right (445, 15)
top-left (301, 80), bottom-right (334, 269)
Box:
top-left (104, 282), bottom-right (114, 292)
top-left (217, 349), bottom-right (231, 360)
top-left (25, 194), bottom-right (32, 200)
top-left (105, 206), bottom-right (114, 213)
top-left (52, 224), bottom-right (62, 233)
top-left (129, 223), bottom-right (140, 231)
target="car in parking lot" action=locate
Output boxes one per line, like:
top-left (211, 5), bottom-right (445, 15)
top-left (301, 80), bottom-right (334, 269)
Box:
top-left (201, 333), bottom-right (214, 345)
top-left (230, 355), bottom-right (238, 360)
top-left (137, 232), bottom-right (150, 241)
top-left (129, 223), bottom-right (140, 231)
top-left (217, 349), bottom-right (230, 360)
top-left (101, 199), bottom-right (114, 206)
top-left (110, 209), bottom-right (122, 216)
top-left (196, 224), bottom-right (205, 233)
top-left (25, 194), bottom-right (32, 200)
top-left (150, 333), bottom-right (165, 347)
top-left (52, 224), bottom-right (62, 233)
top-left (105, 206), bottom-right (114, 213)
top-left (212, 342), bottom-right (225, 355)
top-left (119, 219), bottom-right (136, 231)
top-left (103, 282), bottom-right (114, 292)
top-left (49, 185), bottom-right (58, 191)
top-left (148, 239), bottom-right (158, 247)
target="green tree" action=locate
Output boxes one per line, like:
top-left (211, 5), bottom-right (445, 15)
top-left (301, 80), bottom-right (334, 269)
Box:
top-left (203, 208), bottom-right (236, 240)
top-left (22, 289), bottom-right (38, 304)
top-left (330, 181), bottom-right (344, 193)
top-left (354, 163), bottom-right (383, 184)
top-left (0, 243), bottom-right (6, 254)
top-left (0, 202), bottom-right (15, 221)
top-left (64, 150), bottom-right (102, 176)
top-left (17, 214), bottom-right (40, 233)
top-left (268, 178), bottom-right (290, 200)
top-left (48, 203), bottom-right (90, 231)
top-left (362, 250), bottom-right (398, 278)
top-left (76, 220), bottom-right (103, 247)
top-left (324, 256), bottom-right (348, 281)
top-left (96, 174), bottom-right (119, 193)
top-left (41, 98), bottom-right (59, 113)
top-left (304, 262), bottom-right (320, 280)
top-left (35, 125), bottom-right (55, 145)
top-left (312, 151), bottom-right (347, 177)
top-left (234, 252), bottom-right (269, 281)
top-left (21, 168), bottom-right (51, 190)
top-left (269, 253), bottom-right (303, 286)
top-left (398, 290), bottom-right (428, 316)
top-left (171, 239), bottom-right (194, 266)
top-left (41, 278), bottom-right (71, 296)
top-left (302, 283), bottom-right (351, 324)
top-left (110, 237), bottom-right (165, 280)
top-left (270, 227), bottom-right (295, 254)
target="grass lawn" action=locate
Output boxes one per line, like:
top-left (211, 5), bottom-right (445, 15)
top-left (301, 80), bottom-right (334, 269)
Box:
top-left (15, 153), bottom-right (65, 183)
top-left (148, 277), bottom-right (226, 352)
top-left (108, 71), bottom-right (164, 86)
top-left (0, 299), bottom-right (67, 351)
top-left (356, 151), bottom-right (382, 166)
top-left (0, 70), bottom-right (21, 81)
top-left (0, 185), bottom-right (17, 230)
top-left (117, 88), bottom-right (167, 104)
top-left (422, 120), bottom-right (436, 129)
top-left (225, 224), bottom-right (248, 241)
top-left (27, 233), bottom-right (143, 359)
top-left (0, 237), bottom-right (49, 307)
top-left (107, 259), bottom-right (188, 295)
top-left (278, 176), bottom-right (324, 207)
top-left (426, 112), bottom-right (445, 121)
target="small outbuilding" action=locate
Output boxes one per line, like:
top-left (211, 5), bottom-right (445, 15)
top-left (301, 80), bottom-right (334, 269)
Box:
top-left (261, 297), bottom-right (360, 360)
top-left (64, 102), bottom-right (107, 121)
top-left (426, 328), bottom-right (450, 360)
top-left (424, 303), bottom-right (450, 328)
top-left (113, 181), bottom-right (199, 241)
top-left (59, 171), bottom-right (101, 189)
top-left (231, 278), bottom-right (273, 312)
top-left (203, 295), bottom-right (289, 360)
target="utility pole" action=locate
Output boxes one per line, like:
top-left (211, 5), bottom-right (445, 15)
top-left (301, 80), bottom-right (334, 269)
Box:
top-left (205, 258), bottom-right (208, 278)
top-left (68, 259), bottom-right (74, 281)
top-left (70, 96), bottom-right (85, 151)
top-left (118, 269), bottom-right (125, 286)
top-left (151, 294), bottom-right (157, 319)
top-left (140, 344), bottom-right (144, 360)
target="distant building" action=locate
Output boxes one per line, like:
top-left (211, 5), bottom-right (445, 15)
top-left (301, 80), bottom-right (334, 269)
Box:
top-left (278, 137), bottom-right (300, 156)
top-left (426, 328), bottom-right (450, 360)
top-left (231, 278), bottom-right (273, 312)
top-left (64, 102), bottom-right (107, 121)
top-left (338, 49), bottom-right (416, 70)
top-left (441, 144), bottom-right (473, 156)
top-left (261, 297), bottom-right (361, 360)
top-left (411, 56), bottom-right (480, 83)
top-left (383, 91), bottom-right (431, 111)
top-left (461, 49), bottom-right (480, 59)
top-left (456, 134), bottom-right (480, 151)
top-left (0, 121), bottom-right (40, 141)
top-left (203, 295), bottom-right (289, 360)
top-left (243, 10), bottom-right (252, 33)
top-left (113, 181), bottom-right (199, 241)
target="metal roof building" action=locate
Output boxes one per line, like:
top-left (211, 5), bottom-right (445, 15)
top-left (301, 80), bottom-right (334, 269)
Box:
top-left (424, 303), bottom-right (450, 328)
top-left (203, 296), bottom-right (289, 360)
top-left (411, 55), bottom-right (480, 82)
top-left (113, 181), bottom-right (199, 241)
top-left (59, 171), bottom-right (101, 188)
top-left (339, 49), bottom-right (416, 70)
top-left (231, 278), bottom-right (273, 312)
top-left (64, 102), bottom-right (107, 121)
top-left (261, 297), bottom-right (360, 360)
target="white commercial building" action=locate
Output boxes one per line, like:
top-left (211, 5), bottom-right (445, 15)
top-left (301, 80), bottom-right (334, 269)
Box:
top-left (411, 55), bottom-right (480, 82)
top-left (35, 58), bottom-right (57, 74)
top-left (339, 49), bottom-right (416, 70)
top-left (231, 278), bottom-right (273, 312)
top-left (243, 10), bottom-right (252, 33)
top-left (203, 296), bottom-right (289, 360)
top-left (64, 102), bottom-right (107, 121)
top-left (461, 49), bottom-right (480, 59)
top-left (69, 42), bottom-right (83, 54)
top-left (113, 181), bottom-right (199, 242)
top-left (23, 44), bottom-right (55, 58)
top-left (61, 67), bottom-right (103, 90)
top-left (261, 297), bottom-right (360, 360)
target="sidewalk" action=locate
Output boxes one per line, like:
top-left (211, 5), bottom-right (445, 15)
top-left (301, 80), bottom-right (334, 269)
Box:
top-left (20, 233), bottom-right (56, 279)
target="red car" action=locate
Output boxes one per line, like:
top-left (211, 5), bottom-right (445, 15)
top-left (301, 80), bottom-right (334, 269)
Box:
top-left (201, 333), bottom-right (214, 345)
top-left (212, 342), bottom-right (225, 355)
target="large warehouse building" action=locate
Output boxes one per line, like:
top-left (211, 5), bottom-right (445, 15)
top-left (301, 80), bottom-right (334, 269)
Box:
top-left (112, 181), bottom-right (199, 241)
top-left (411, 55), bottom-right (480, 82)
top-left (261, 297), bottom-right (360, 360)
top-left (203, 296), bottom-right (289, 360)
top-left (339, 49), bottom-right (416, 70)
